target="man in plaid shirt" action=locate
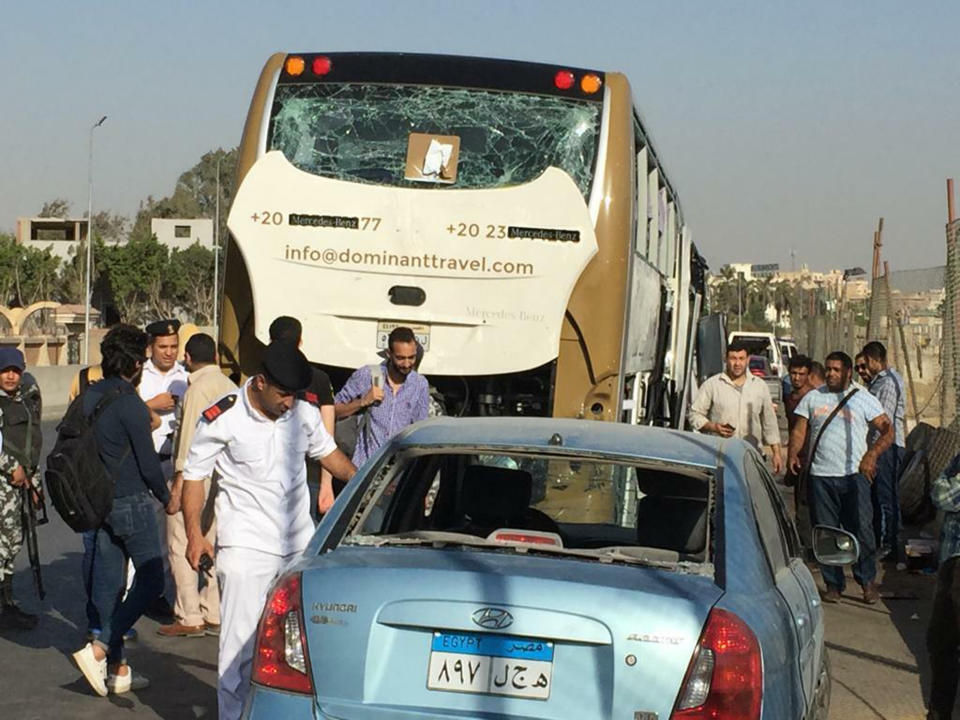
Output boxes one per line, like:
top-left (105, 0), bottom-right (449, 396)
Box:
top-left (861, 341), bottom-right (907, 565)
top-left (927, 453), bottom-right (960, 719)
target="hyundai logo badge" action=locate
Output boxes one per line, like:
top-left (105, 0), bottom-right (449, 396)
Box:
top-left (472, 607), bottom-right (514, 630)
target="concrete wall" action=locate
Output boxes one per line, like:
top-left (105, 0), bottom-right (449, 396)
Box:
top-left (30, 365), bottom-right (80, 419)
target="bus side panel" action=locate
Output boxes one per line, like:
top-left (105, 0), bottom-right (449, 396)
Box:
top-left (552, 73), bottom-right (633, 422)
top-left (624, 262), bottom-right (663, 376)
top-left (221, 52), bottom-right (285, 380)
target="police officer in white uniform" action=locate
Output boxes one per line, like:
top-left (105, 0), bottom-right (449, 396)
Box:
top-left (139, 320), bottom-right (189, 608)
top-left (181, 342), bottom-right (356, 720)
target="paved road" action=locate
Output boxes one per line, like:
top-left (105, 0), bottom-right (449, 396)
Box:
top-left (0, 421), bottom-right (939, 718)
top-left (1, 421), bottom-right (218, 719)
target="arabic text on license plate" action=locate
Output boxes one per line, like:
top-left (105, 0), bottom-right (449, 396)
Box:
top-left (427, 631), bottom-right (553, 700)
top-left (376, 321), bottom-right (430, 352)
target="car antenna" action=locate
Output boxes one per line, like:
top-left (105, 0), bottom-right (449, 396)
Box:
top-left (549, 432), bottom-right (563, 446)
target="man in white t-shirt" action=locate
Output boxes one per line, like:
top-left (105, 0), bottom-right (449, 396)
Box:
top-left (788, 350), bottom-right (893, 605)
top-left (181, 342), bottom-right (355, 720)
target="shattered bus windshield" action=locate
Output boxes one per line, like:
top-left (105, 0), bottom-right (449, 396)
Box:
top-left (267, 83), bottom-right (601, 197)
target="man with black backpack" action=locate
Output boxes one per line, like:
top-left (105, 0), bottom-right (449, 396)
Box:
top-left (68, 324), bottom-right (177, 696)
top-left (0, 347), bottom-right (43, 630)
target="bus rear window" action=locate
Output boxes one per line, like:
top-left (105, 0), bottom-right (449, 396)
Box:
top-left (267, 83), bottom-right (601, 198)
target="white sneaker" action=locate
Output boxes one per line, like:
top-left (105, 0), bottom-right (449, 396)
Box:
top-left (72, 642), bottom-right (107, 697)
top-left (106, 666), bottom-right (150, 693)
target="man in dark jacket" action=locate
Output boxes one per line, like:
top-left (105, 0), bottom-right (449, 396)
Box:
top-left (0, 347), bottom-right (42, 630)
top-left (71, 325), bottom-right (176, 697)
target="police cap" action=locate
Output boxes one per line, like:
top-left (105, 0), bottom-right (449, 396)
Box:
top-left (261, 341), bottom-right (312, 392)
top-left (146, 319), bottom-right (181, 338)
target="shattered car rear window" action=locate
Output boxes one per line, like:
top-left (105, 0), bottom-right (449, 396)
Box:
top-left (267, 83), bottom-right (601, 198)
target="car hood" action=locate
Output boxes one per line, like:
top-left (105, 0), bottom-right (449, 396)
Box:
top-left (299, 546), bottom-right (722, 719)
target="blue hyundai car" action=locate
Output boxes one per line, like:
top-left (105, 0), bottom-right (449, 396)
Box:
top-left (244, 418), bottom-right (854, 719)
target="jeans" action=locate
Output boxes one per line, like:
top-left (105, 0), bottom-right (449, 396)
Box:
top-left (82, 530), bottom-right (100, 631)
top-left (810, 473), bottom-right (877, 591)
top-left (928, 556), bottom-right (960, 719)
top-left (91, 493), bottom-right (164, 665)
top-left (872, 445), bottom-right (905, 562)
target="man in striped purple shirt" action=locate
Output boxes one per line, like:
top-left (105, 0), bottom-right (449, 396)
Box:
top-left (335, 327), bottom-right (430, 467)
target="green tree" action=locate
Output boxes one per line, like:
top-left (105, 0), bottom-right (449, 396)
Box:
top-left (38, 198), bottom-right (71, 218)
top-left (97, 234), bottom-right (171, 324)
top-left (130, 147), bottom-right (237, 245)
top-left (166, 243), bottom-right (216, 324)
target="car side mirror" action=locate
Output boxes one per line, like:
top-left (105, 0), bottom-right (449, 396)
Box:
top-left (812, 525), bottom-right (860, 566)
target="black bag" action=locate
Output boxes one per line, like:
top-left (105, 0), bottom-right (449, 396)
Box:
top-left (44, 384), bottom-right (130, 532)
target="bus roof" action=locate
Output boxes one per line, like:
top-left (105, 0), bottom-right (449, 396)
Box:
top-left (277, 51), bottom-right (606, 102)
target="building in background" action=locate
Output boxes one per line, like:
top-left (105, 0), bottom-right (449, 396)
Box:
top-left (15, 217), bottom-right (90, 263)
top-left (150, 218), bottom-right (213, 251)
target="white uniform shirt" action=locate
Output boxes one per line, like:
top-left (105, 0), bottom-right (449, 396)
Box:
top-left (139, 358), bottom-right (189, 455)
top-left (182, 379), bottom-right (337, 556)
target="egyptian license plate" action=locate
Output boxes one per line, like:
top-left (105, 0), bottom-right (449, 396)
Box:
top-left (427, 631), bottom-right (554, 700)
top-left (376, 321), bottom-right (431, 351)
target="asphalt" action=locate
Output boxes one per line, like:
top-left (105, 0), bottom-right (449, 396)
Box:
top-left (0, 421), bottom-right (218, 719)
top-left (0, 421), bottom-right (942, 718)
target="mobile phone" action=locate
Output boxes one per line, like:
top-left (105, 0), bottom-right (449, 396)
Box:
top-left (372, 373), bottom-right (383, 389)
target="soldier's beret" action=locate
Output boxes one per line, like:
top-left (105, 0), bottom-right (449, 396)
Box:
top-left (146, 319), bottom-right (181, 338)
top-left (261, 341), bottom-right (312, 393)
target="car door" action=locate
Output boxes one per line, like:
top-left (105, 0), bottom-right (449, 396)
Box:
top-left (761, 461), bottom-right (825, 706)
top-left (743, 455), bottom-right (816, 708)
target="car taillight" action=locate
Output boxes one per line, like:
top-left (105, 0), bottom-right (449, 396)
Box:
top-left (671, 608), bottom-right (762, 720)
top-left (251, 572), bottom-right (313, 695)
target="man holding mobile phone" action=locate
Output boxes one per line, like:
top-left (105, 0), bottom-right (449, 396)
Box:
top-left (689, 341), bottom-right (783, 473)
top-left (139, 319), bottom-right (189, 614)
top-left (335, 326), bottom-right (430, 467)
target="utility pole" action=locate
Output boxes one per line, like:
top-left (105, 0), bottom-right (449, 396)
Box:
top-left (737, 272), bottom-right (743, 331)
top-left (83, 115), bottom-right (107, 365)
top-left (943, 179), bottom-right (959, 426)
top-left (866, 217), bottom-right (884, 341)
top-left (213, 154), bottom-right (221, 338)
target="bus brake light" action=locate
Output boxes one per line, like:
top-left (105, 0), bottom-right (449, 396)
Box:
top-left (580, 74), bottom-right (602, 94)
top-left (554, 70), bottom-right (575, 90)
top-left (285, 56), bottom-right (305, 77)
top-left (312, 56), bottom-right (333, 76)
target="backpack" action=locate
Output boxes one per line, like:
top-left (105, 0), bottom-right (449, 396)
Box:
top-left (44, 384), bottom-right (131, 532)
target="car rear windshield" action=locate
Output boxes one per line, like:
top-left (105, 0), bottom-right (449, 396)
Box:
top-left (267, 83), bottom-right (602, 198)
top-left (346, 452), bottom-right (712, 562)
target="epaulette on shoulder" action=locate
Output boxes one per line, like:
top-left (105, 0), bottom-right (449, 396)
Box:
top-left (202, 394), bottom-right (237, 422)
top-left (299, 390), bottom-right (320, 407)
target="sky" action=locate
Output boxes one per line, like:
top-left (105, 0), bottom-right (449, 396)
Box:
top-left (1, 0), bottom-right (957, 273)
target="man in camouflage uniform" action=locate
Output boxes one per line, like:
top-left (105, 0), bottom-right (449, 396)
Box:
top-left (0, 347), bottom-right (43, 630)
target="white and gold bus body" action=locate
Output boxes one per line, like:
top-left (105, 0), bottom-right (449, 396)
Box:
top-left (221, 53), bottom-right (707, 425)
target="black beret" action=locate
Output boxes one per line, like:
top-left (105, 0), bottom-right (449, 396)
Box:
top-left (146, 319), bottom-right (181, 338)
top-left (261, 341), bottom-right (312, 392)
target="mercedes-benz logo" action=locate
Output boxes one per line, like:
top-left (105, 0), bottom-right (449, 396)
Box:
top-left (471, 607), bottom-right (514, 630)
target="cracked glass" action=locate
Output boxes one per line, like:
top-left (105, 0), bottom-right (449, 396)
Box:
top-left (268, 83), bottom-right (601, 198)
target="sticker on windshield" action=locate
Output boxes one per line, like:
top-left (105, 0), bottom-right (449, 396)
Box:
top-left (406, 133), bottom-right (460, 184)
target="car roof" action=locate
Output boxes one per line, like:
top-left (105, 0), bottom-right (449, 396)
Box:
top-left (389, 417), bottom-right (726, 470)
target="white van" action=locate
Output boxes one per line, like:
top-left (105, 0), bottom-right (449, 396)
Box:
top-left (728, 331), bottom-right (783, 369)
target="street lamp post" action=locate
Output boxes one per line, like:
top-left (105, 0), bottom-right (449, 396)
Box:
top-left (83, 115), bottom-right (107, 365)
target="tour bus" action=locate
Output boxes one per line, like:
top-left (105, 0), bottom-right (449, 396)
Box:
top-left (221, 52), bottom-right (710, 427)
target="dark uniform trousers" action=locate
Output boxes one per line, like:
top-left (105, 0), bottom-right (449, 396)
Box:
top-left (928, 556), bottom-right (960, 719)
